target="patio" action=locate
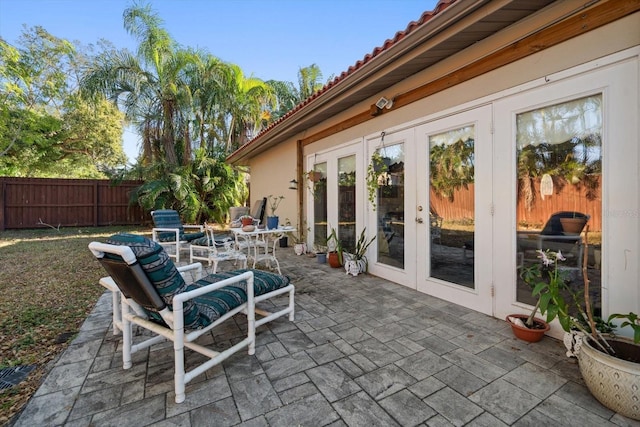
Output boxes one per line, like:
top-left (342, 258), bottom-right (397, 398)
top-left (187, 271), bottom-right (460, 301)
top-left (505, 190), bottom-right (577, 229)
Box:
top-left (11, 248), bottom-right (633, 426)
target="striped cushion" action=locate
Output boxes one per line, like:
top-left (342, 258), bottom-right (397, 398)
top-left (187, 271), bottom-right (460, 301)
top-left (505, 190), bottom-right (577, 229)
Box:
top-left (152, 210), bottom-right (204, 242)
top-left (197, 269), bottom-right (290, 296)
top-left (105, 234), bottom-right (206, 329)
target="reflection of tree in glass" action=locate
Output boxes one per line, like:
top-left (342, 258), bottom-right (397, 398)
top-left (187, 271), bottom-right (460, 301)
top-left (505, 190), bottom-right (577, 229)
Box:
top-left (516, 95), bottom-right (602, 210)
top-left (429, 137), bottom-right (474, 201)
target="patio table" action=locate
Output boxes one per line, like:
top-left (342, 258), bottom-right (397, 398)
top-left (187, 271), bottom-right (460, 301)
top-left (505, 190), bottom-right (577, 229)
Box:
top-left (231, 226), bottom-right (294, 274)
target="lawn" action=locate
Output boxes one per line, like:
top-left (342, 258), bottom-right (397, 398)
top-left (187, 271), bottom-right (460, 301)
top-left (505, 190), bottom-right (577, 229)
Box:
top-left (0, 226), bottom-right (148, 425)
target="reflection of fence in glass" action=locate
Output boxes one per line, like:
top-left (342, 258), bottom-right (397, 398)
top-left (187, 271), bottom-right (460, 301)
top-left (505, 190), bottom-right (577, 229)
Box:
top-left (429, 181), bottom-right (601, 232)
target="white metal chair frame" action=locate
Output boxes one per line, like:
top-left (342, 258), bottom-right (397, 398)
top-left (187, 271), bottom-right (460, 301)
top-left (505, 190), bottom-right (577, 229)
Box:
top-left (190, 225), bottom-right (248, 273)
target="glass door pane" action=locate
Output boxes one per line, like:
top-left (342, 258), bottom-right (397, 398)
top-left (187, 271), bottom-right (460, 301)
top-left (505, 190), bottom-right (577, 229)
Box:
top-left (338, 155), bottom-right (356, 252)
top-left (515, 94), bottom-right (602, 315)
top-left (313, 162), bottom-right (327, 247)
top-left (376, 143), bottom-right (405, 269)
top-left (429, 126), bottom-right (475, 288)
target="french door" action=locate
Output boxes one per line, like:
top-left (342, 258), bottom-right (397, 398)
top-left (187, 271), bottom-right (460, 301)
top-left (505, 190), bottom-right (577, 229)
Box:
top-left (415, 106), bottom-right (494, 314)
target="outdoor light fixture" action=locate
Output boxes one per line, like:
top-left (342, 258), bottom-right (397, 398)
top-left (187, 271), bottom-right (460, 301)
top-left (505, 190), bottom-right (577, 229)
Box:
top-left (375, 96), bottom-right (394, 110)
top-left (289, 179), bottom-right (298, 190)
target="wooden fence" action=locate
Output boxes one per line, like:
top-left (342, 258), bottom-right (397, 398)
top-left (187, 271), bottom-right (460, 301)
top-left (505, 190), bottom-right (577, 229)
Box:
top-left (0, 177), bottom-right (147, 230)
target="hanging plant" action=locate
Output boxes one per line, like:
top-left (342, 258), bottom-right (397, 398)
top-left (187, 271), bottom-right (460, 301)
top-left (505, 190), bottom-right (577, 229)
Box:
top-left (366, 150), bottom-right (388, 211)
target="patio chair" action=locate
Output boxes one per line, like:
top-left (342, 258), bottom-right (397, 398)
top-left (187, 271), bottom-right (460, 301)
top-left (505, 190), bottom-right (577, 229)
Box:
top-left (251, 197), bottom-right (267, 225)
top-left (190, 223), bottom-right (248, 273)
top-left (151, 209), bottom-right (205, 263)
top-left (89, 234), bottom-right (296, 403)
top-left (519, 211), bottom-right (590, 270)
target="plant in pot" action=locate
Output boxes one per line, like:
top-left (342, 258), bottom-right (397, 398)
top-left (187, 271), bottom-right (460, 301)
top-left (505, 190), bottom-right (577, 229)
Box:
top-left (506, 250), bottom-right (563, 342)
top-left (289, 230), bottom-right (307, 256)
top-left (326, 227), bottom-right (343, 268)
top-left (366, 150), bottom-right (388, 211)
top-left (344, 227), bottom-right (376, 276)
top-left (239, 215), bottom-right (255, 227)
top-left (314, 239), bottom-right (327, 264)
top-left (266, 195), bottom-right (284, 229)
top-left (535, 229), bottom-right (640, 420)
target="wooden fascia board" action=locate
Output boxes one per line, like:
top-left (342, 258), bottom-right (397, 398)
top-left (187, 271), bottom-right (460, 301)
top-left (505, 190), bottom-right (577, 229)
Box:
top-left (301, 0), bottom-right (639, 147)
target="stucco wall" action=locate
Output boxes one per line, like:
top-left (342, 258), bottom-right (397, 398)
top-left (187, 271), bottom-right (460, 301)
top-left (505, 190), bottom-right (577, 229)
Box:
top-left (248, 138), bottom-right (298, 226)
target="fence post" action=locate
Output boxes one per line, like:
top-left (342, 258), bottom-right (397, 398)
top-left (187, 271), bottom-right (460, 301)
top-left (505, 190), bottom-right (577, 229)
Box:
top-left (0, 178), bottom-right (5, 231)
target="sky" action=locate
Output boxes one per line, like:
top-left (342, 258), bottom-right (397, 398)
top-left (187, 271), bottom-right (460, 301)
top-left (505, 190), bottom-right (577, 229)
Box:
top-left (0, 0), bottom-right (439, 162)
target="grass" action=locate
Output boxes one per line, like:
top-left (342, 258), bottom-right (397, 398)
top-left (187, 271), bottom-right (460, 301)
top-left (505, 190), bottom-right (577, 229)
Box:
top-left (0, 226), bottom-right (148, 425)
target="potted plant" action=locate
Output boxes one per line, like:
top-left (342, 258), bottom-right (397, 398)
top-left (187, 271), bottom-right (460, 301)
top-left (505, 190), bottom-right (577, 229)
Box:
top-left (344, 227), bottom-right (376, 276)
top-left (506, 249), bottom-right (560, 342)
top-left (314, 236), bottom-right (328, 264)
top-left (533, 229), bottom-right (640, 420)
top-left (266, 195), bottom-right (284, 229)
top-left (326, 227), bottom-right (343, 268)
top-left (239, 215), bottom-right (254, 227)
top-left (366, 151), bottom-right (388, 211)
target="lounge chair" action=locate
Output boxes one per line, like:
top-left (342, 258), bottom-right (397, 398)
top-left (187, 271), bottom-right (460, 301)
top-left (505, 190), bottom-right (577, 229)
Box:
top-left (151, 209), bottom-right (205, 263)
top-left (89, 234), bottom-right (295, 403)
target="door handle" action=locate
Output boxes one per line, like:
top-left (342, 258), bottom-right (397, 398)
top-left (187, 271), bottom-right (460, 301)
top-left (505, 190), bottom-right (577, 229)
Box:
top-left (416, 217), bottom-right (424, 223)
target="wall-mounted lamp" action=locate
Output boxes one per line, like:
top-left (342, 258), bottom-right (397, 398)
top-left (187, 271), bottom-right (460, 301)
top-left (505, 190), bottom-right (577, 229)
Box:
top-left (375, 96), bottom-right (394, 110)
top-left (288, 179), bottom-right (298, 190)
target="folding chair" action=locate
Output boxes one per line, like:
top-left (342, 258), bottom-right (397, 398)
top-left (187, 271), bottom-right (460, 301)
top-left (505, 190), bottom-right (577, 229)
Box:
top-left (151, 209), bottom-right (205, 263)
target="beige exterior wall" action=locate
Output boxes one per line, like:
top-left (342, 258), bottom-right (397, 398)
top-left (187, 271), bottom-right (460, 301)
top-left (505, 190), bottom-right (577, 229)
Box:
top-left (244, 9), bottom-right (639, 327)
top-left (248, 138), bottom-right (298, 225)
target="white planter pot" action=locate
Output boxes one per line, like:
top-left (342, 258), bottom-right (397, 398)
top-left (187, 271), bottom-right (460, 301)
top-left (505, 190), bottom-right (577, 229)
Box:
top-left (577, 335), bottom-right (640, 420)
top-left (344, 257), bottom-right (367, 276)
top-left (294, 243), bottom-right (306, 255)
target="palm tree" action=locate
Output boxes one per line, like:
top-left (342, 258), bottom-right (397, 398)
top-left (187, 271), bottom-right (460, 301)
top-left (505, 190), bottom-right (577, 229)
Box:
top-left (81, 3), bottom-right (194, 166)
top-left (266, 63), bottom-right (326, 120)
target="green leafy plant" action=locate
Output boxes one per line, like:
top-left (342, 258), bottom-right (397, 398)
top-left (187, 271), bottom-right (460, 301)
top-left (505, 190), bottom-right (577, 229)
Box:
top-left (521, 249), bottom-right (572, 329)
top-left (327, 226), bottom-right (343, 265)
top-left (349, 228), bottom-right (376, 261)
top-left (608, 312), bottom-right (640, 344)
top-left (366, 151), bottom-right (387, 211)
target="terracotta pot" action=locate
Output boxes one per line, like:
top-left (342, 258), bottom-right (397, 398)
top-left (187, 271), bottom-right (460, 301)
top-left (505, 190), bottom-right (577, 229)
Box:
top-left (241, 217), bottom-right (254, 226)
top-left (506, 314), bottom-right (550, 342)
top-left (577, 336), bottom-right (640, 420)
top-left (559, 217), bottom-right (587, 235)
top-left (328, 251), bottom-right (342, 268)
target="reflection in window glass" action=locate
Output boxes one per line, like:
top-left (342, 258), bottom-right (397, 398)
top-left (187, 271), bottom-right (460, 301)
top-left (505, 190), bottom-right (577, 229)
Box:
top-left (313, 162), bottom-right (328, 249)
top-left (376, 143), bottom-right (405, 269)
top-left (338, 156), bottom-right (356, 252)
top-left (515, 94), bottom-right (602, 314)
top-left (429, 126), bottom-right (475, 288)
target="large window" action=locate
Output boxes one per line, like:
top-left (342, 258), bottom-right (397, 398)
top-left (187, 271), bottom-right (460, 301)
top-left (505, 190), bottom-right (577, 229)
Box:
top-left (429, 126), bottom-right (475, 288)
top-left (515, 94), bottom-right (602, 312)
top-left (338, 155), bottom-right (356, 252)
top-left (375, 143), bottom-right (405, 268)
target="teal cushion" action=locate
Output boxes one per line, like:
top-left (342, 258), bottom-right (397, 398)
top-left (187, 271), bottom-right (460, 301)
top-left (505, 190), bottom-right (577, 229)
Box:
top-left (152, 210), bottom-right (204, 242)
top-left (105, 234), bottom-right (208, 329)
top-left (197, 269), bottom-right (290, 297)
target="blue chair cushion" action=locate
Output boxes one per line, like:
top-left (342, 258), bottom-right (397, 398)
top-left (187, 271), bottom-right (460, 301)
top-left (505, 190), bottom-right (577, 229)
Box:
top-left (152, 210), bottom-right (204, 242)
top-left (197, 269), bottom-right (290, 297)
top-left (105, 234), bottom-right (208, 329)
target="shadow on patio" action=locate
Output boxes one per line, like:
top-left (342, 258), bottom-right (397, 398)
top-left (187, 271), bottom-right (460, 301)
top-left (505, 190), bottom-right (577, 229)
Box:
top-left (11, 247), bottom-right (634, 426)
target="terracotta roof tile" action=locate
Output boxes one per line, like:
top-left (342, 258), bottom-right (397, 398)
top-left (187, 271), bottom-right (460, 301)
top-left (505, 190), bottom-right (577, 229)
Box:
top-left (230, 0), bottom-right (457, 159)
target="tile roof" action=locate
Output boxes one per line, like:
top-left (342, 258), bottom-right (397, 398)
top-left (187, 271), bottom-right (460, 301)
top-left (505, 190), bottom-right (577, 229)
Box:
top-left (231, 0), bottom-right (457, 158)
